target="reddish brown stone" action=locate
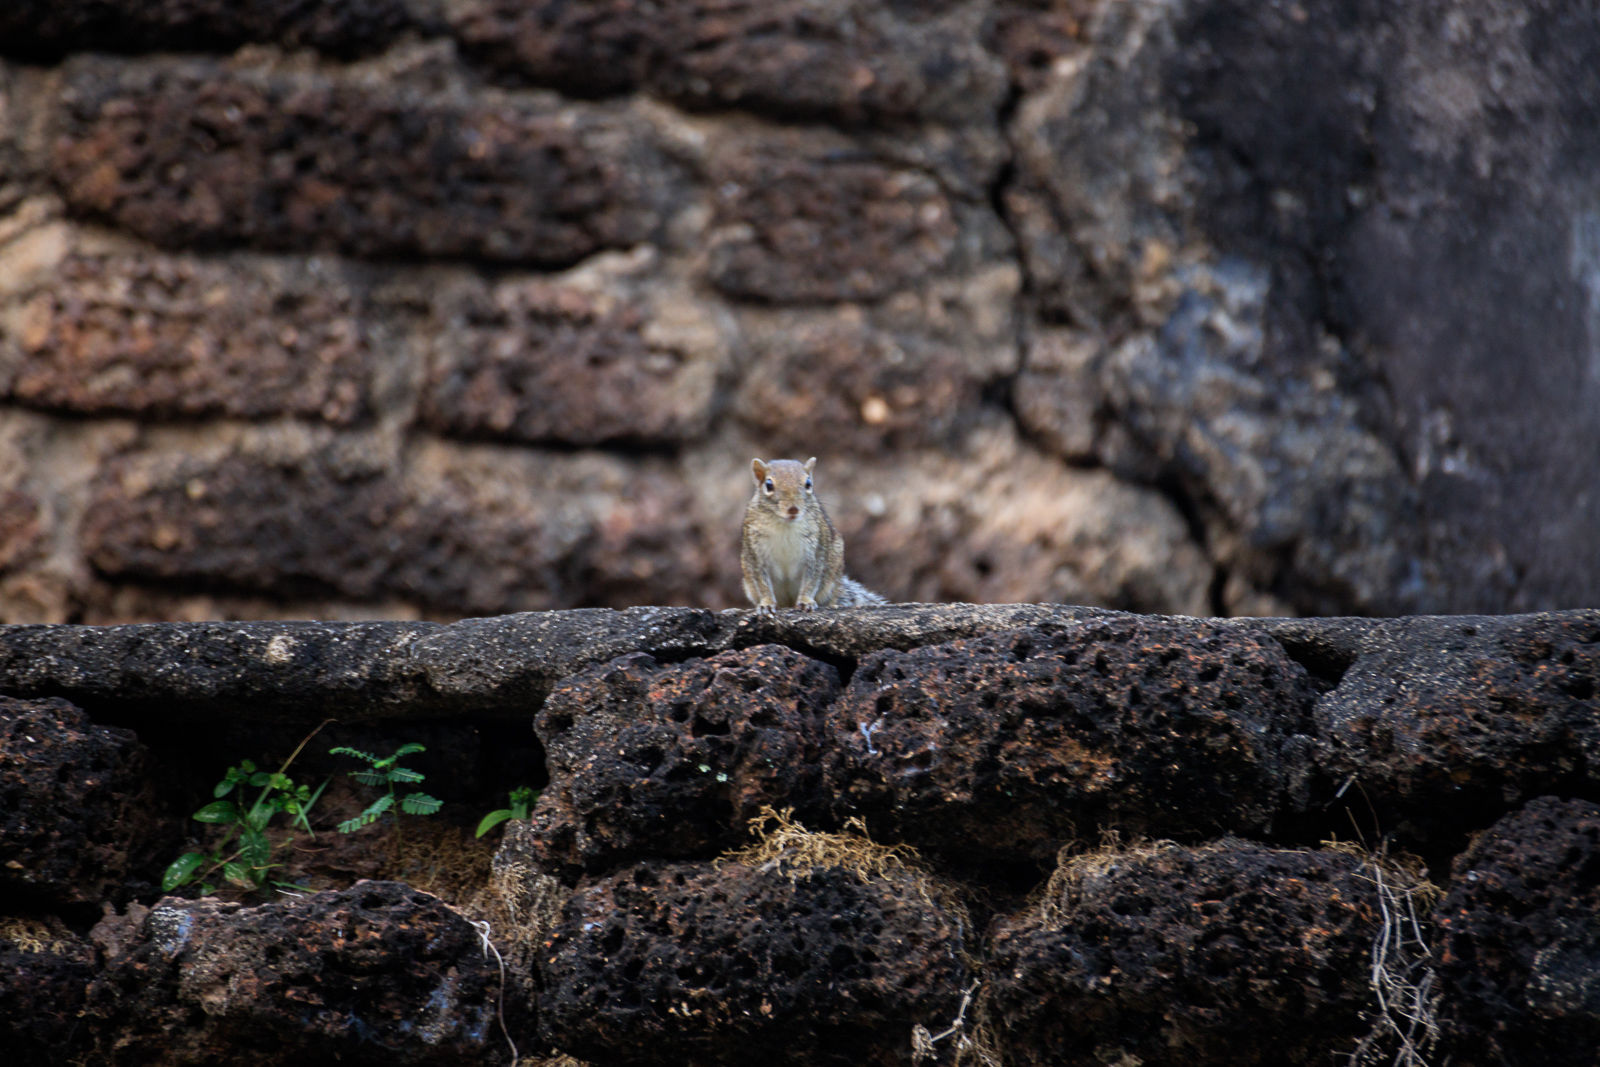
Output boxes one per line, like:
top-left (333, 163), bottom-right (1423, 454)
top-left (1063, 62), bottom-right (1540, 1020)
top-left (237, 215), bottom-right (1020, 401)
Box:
top-left (419, 279), bottom-right (717, 446)
top-left (1316, 614), bottom-right (1600, 840)
top-left (82, 445), bottom-right (724, 614)
top-left (528, 647), bottom-right (841, 880)
top-left (988, 841), bottom-right (1392, 1066)
top-left (820, 618), bottom-right (1316, 863)
top-left (734, 320), bottom-right (990, 455)
top-left (50, 58), bottom-right (675, 265)
top-left (1434, 797), bottom-right (1600, 1066)
top-left (0, 0), bottom-right (414, 59)
top-left (0, 489), bottom-right (43, 573)
top-left (450, 0), bottom-right (1006, 126)
top-left (539, 859), bottom-right (970, 1066)
top-left (0, 696), bottom-right (173, 906)
top-left (4, 251), bottom-right (375, 423)
top-left (85, 881), bottom-right (522, 1066)
top-left (706, 153), bottom-right (964, 303)
top-left (1011, 329), bottom-right (1102, 461)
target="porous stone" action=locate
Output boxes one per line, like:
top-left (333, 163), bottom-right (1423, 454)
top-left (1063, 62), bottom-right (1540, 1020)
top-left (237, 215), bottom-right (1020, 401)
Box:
top-left (0, 0), bottom-right (416, 59)
top-left (0, 695), bottom-right (172, 906)
top-left (50, 57), bottom-right (677, 266)
top-left (820, 617), bottom-right (1317, 863)
top-left (539, 858), bottom-right (970, 1066)
top-left (705, 150), bottom-right (987, 304)
top-left (833, 443), bottom-right (1214, 613)
top-left (1316, 612), bottom-right (1600, 841)
top-left (80, 441), bottom-right (724, 615)
top-left (1434, 796), bottom-right (1600, 1067)
top-left (418, 275), bottom-right (722, 447)
top-left (2, 249), bottom-right (377, 423)
top-left (527, 646), bottom-right (842, 880)
top-left (450, 0), bottom-right (1008, 126)
top-left (0, 915), bottom-right (96, 1066)
top-left (0, 488), bottom-right (43, 573)
top-left (733, 318), bottom-right (994, 456)
top-left (987, 840), bottom-right (1396, 1066)
top-left (84, 881), bottom-right (523, 1065)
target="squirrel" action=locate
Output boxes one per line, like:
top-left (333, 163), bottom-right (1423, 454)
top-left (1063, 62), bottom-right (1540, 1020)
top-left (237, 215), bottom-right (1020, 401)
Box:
top-left (741, 457), bottom-right (886, 614)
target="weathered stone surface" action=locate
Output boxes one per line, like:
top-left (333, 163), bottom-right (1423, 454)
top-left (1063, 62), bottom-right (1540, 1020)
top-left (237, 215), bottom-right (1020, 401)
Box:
top-left (418, 274), bottom-right (724, 447)
top-left (837, 443), bottom-right (1214, 613)
top-left (734, 318), bottom-right (994, 455)
top-left (0, 604), bottom-right (1121, 721)
top-left (0, 488), bottom-right (43, 573)
top-left (81, 441), bottom-right (724, 615)
top-left (0, 696), bottom-right (172, 906)
top-left (821, 618), bottom-right (1316, 863)
top-left (1, 249), bottom-right (377, 423)
top-left (1316, 612), bottom-right (1600, 840)
top-left (50, 58), bottom-right (677, 265)
top-left (539, 858), bottom-right (969, 1066)
top-left (0, 0), bottom-right (416, 59)
top-left (1434, 797), bottom-right (1600, 1067)
top-left (988, 840), bottom-right (1393, 1066)
top-left (0, 915), bottom-right (96, 1065)
top-left (529, 646), bottom-right (842, 880)
top-left (1011, 328), bottom-right (1100, 461)
top-left (706, 148), bottom-right (1002, 303)
top-left (1004, 0), bottom-right (1600, 614)
top-left (85, 881), bottom-right (522, 1065)
top-left (451, 0), bottom-right (1008, 126)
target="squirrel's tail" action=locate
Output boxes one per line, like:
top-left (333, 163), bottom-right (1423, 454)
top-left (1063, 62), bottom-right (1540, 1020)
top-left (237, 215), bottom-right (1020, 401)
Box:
top-left (836, 576), bottom-right (887, 607)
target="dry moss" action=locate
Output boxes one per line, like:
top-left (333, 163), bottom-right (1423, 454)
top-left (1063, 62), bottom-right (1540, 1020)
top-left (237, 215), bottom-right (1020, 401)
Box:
top-left (720, 805), bottom-right (926, 884)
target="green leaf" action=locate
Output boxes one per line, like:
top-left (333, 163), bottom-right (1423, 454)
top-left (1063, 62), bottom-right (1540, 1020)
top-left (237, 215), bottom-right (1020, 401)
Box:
top-left (401, 792), bottom-right (442, 816)
top-left (392, 742), bottom-right (426, 759)
top-left (475, 809), bottom-right (514, 838)
top-left (239, 828), bottom-right (272, 869)
top-left (349, 770), bottom-right (387, 787)
top-left (508, 786), bottom-right (537, 818)
top-left (247, 771), bottom-right (274, 788)
top-left (222, 861), bottom-right (256, 888)
top-left (337, 794), bottom-right (394, 833)
top-left (192, 800), bottom-right (239, 824)
top-left (388, 767), bottom-right (426, 784)
top-left (162, 852), bottom-right (207, 891)
top-left (291, 779), bottom-right (329, 835)
top-left (330, 746), bottom-right (378, 765)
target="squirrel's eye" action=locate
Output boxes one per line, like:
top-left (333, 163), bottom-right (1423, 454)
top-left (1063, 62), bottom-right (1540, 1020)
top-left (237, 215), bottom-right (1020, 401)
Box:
top-left (804, 479), bottom-right (813, 490)
top-left (764, 479), bottom-right (774, 493)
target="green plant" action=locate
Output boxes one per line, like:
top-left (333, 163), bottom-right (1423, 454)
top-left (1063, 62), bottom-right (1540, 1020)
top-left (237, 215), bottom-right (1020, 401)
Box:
top-left (330, 742), bottom-right (442, 834)
top-left (475, 785), bottom-right (538, 838)
top-left (163, 724), bottom-right (330, 895)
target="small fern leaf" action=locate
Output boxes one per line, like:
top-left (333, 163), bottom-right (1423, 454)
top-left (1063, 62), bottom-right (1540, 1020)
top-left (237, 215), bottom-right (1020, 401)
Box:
top-left (329, 746), bottom-right (379, 765)
top-left (389, 767), bottom-right (426, 784)
top-left (392, 742), bottom-right (426, 759)
top-left (349, 769), bottom-right (387, 787)
top-left (401, 793), bottom-right (442, 816)
top-left (336, 794), bottom-right (394, 833)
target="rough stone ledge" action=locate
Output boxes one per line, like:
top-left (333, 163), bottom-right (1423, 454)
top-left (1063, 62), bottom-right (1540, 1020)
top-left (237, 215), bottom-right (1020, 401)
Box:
top-left (0, 605), bottom-right (1595, 724)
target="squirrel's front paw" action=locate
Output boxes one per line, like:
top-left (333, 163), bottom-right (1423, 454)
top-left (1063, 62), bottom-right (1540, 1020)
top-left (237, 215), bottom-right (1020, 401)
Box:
top-left (796, 598), bottom-right (818, 611)
top-left (754, 603), bottom-right (776, 616)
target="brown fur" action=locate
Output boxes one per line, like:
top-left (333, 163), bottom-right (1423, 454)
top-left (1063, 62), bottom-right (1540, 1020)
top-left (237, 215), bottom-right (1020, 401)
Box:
top-left (741, 457), bottom-right (884, 613)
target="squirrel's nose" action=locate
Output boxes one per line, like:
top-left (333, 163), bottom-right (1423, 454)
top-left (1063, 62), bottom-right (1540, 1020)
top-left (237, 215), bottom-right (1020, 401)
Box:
top-left (786, 506), bottom-right (800, 517)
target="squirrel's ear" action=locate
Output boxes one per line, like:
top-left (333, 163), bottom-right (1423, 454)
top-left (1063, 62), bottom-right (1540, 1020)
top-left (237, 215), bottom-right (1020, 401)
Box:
top-left (751, 459), bottom-right (768, 482)
top-left (804, 457), bottom-right (818, 474)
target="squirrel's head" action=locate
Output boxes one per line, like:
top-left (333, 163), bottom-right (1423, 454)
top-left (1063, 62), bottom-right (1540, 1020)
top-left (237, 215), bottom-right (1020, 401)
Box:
top-left (751, 457), bottom-right (817, 521)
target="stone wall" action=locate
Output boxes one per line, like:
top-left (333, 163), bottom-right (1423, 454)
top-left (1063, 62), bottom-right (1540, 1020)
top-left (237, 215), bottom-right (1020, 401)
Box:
top-left (3, 0), bottom-right (1598, 625)
top-left (2, 605), bottom-right (1598, 1064)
